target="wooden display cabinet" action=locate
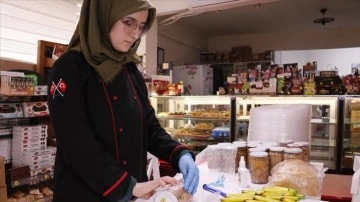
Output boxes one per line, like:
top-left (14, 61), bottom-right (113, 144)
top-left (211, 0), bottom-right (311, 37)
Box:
top-left (36, 40), bottom-right (67, 83)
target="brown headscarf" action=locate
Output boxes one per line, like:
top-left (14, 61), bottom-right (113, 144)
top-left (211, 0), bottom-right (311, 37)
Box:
top-left (67, 0), bottom-right (156, 83)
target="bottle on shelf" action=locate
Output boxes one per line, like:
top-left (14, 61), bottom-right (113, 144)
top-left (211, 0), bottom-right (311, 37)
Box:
top-left (237, 156), bottom-right (249, 188)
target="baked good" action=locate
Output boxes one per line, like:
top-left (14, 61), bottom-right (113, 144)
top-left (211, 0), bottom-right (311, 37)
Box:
top-left (168, 184), bottom-right (192, 202)
top-left (270, 159), bottom-right (320, 196)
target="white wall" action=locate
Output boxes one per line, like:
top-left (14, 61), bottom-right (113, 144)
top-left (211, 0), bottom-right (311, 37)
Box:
top-left (274, 47), bottom-right (360, 76)
top-left (208, 27), bottom-right (360, 53)
top-left (157, 23), bottom-right (208, 66)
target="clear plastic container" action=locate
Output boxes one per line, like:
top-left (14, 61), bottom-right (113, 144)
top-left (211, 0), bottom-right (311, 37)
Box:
top-left (206, 145), bottom-right (221, 171)
top-left (249, 151), bottom-right (269, 184)
top-left (219, 145), bottom-right (238, 173)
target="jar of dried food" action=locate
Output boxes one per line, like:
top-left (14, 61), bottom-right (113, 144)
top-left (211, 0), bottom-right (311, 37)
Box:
top-left (284, 148), bottom-right (303, 161)
top-left (248, 147), bottom-right (266, 167)
top-left (249, 151), bottom-right (269, 184)
top-left (294, 141), bottom-right (310, 162)
top-left (233, 143), bottom-right (247, 171)
top-left (269, 147), bottom-right (285, 172)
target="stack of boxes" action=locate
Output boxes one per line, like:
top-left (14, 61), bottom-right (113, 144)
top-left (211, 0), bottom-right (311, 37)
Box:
top-left (11, 125), bottom-right (55, 183)
top-left (0, 156), bottom-right (7, 202)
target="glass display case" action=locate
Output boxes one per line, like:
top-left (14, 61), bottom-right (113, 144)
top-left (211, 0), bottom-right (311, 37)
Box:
top-left (150, 96), bottom-right (232, 154)
top-left (150, 95), bottom-right (340, 170)
top-left (237, 96), bottom-right (339, 170)
top-left (341, 96), bottom-right (360, 173)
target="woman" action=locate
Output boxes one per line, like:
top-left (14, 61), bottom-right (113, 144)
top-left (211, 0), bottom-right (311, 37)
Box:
top-left (47, 0), bottom-right (199, 201)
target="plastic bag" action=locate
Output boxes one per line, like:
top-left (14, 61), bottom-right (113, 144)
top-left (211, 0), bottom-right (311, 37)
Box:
top-left (269, 159), bottom-right (321, 196)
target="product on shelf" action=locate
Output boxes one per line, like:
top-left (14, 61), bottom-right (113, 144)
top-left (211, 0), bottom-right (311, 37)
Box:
top-left (22, 102), bottom-right (49, 117)
top-left (0, 71), bottom-right (35, 96)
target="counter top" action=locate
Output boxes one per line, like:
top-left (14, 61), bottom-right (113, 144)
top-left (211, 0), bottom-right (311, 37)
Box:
top-left (321, 174), bottom-right (352, 202)
top-left (135, 163), bottom-right (329, 202)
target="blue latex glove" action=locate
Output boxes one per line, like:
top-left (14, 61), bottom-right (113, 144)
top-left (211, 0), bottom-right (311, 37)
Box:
top-left (179, 153), bottom-right (199, 194)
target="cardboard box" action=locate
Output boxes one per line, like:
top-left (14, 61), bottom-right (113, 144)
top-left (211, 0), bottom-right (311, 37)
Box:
top-left (22, 102), bottom-right (49, 117)
top-left (0, 103), bottom-right (23, 119)
top-left (0, 138), bottom-right (12, 162)
top-left (0, 75), bottom-right (34, 96)
top-left (13, 124), bottom-right (48, 132)
top-left (0, 156), bottom-right (5, 186)
top-left (0, 186), bottom-right (7, 202)
top-left (5, 165), bottom-right (30, 181)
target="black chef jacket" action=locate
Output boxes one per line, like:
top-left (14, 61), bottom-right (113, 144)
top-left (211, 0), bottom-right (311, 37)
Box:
top-left (47, 50), bottom-right (189, 202)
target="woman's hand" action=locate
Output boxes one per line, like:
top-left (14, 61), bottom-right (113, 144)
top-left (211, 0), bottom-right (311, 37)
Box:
top-left (132, 176), bottom-right (178, 199)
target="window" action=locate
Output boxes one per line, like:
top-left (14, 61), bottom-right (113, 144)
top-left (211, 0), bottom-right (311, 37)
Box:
top-left (0, 0), bottom-right (78, 63)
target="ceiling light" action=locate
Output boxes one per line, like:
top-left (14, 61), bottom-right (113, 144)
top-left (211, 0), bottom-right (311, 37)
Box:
top-left (313, 8), bottom-right (335, 29)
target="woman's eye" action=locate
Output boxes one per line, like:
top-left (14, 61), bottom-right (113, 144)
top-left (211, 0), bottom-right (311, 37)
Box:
top-left (138, 25), bottom-right (145, 31)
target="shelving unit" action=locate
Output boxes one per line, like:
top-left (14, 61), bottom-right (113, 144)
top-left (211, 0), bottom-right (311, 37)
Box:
top-left (0, 55), bottom-right (54, 201)
top-left (36, 40), bottom-right (67, 83)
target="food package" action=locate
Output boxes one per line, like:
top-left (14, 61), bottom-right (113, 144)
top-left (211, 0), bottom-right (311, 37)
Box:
top-left (154, 182), bottom-right (192, 202)
top-left (269, 159), bottom-right (323, 197)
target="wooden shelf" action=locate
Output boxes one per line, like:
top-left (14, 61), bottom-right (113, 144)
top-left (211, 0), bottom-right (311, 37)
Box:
top-left (44, 58), bottom-right (56, 68)
top-left (36, 40), bottom-right (66, 83)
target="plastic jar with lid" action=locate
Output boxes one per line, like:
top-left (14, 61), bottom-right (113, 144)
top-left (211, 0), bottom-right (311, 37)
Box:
top-left (248, 147), bottom-right (267, 167)
top-left (262, 141), bottom-right (279, 148)
top-left (279, 139), bottom-right (293, 147)
top-left (294, 141), bottom-right (310, 162)
top-left (248, 151), bottom-right (269, 184)
top-left (269, 147), bottom-right (285, 172)
top-left (284, 148), bottom-right (303, 161)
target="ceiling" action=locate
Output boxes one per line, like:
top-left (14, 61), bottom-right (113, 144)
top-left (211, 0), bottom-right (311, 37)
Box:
top-left (155, 0), bottom-right (360, 37)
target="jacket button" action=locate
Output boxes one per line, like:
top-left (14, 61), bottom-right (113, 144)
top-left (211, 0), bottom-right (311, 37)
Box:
top-left (123, 160), bottom-right (127, 165)
top-left (119, 128), bottom-right (123, 133)
top-left (133, 95), bottom-right (137, 100)
top-left (113, 96), bottom-right (118, 100)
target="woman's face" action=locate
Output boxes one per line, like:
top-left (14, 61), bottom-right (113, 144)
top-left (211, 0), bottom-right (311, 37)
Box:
top-left (110, 10), bottom-right (149, 52)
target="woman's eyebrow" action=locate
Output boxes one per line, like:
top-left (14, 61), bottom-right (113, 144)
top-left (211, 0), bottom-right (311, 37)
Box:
top-left (123, 16), bottom-right (146, 24)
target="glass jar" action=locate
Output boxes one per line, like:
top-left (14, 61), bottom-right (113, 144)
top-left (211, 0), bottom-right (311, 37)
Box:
top-left (248, 147), bottom-right (267, 167)
top-left (269, 147), bottom-right (285, 172)
top-left (233, 143), bottom-right (247, 171)
top-left (249, 151), bottom-right (269, 184)
top-left (294, 141), bottom-right (310, 162)
top-left (284, 148), bottom-right (303, 161)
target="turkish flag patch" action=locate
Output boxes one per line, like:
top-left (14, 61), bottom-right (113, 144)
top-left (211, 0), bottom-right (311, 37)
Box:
top-left (50, 78), bottom-right (67, 98)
